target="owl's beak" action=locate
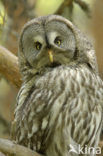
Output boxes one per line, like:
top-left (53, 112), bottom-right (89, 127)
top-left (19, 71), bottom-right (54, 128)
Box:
top-left (48, 50), bottom-right (53, 63)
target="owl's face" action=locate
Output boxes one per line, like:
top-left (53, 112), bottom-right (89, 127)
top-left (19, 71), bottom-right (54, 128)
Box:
top-left (19, 15), bottom-right (94, 77)
top-left (19, 15), bottom-right (77, 73)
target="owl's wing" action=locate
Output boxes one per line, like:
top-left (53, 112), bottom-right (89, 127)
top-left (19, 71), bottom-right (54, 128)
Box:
top-left (69, 96), bottom-right (102, 147)
top-left (66, 70), bottom-right (103, 154)
top-left (14, 86), bottom-right (53, 151)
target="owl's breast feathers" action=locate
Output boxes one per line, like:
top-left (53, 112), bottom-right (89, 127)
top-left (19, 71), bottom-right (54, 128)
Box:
top-left (13, 65), bottom-right (103, 156)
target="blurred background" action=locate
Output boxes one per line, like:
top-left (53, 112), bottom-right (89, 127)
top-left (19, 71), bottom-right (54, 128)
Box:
top-left (0, 0), bottom-right (102, 142)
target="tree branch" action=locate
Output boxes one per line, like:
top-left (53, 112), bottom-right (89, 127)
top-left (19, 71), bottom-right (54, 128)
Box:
top-left (0, 138), bottom-right (43, 156)
top-left (0, 151), bottom-right (5, 156)
top-left (74, 0), bottom-right (90, 17)
top-left (92, 0), bottom-right (103, 79)
top-left (0, 45), bottom-right (22, 88)
top-left (55, 0), bottom-right (90, 17)
top-left (55, 0), bottom-right (73, 15)
top-left (0, 114), bottom-right (10, 134)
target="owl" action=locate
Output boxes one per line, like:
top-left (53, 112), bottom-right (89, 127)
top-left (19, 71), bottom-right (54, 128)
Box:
top-left (12, 15), bottom-right (103, 156)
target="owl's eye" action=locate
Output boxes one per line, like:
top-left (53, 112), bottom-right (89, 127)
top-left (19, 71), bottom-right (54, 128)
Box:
top-left (54, 37), bottom-right (61, 46)
top-left (35, 41), bottom-right (42, 50)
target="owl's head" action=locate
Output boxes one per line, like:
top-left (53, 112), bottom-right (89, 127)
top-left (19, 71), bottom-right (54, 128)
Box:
top-left (19, 15), bottom-right (97, 80)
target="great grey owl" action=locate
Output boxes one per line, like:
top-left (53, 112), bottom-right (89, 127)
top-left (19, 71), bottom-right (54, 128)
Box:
top-left (12, 15), bottom-right (103, 156)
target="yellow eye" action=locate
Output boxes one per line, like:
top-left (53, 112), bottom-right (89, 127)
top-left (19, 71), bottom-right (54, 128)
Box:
top-left (54, 37), bottom-right (61, 46)
top-left (35, 42), bottom-right (42, 50)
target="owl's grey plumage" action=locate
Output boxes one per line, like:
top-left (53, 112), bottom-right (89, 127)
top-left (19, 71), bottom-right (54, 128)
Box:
top-left (12, 15), bottom-right (103, 156)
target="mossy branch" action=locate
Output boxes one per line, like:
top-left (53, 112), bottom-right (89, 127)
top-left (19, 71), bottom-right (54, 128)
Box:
top-left (0, 138), bottom-right (43, 156)
top-left (0, 45), bottom-right (21, 88)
